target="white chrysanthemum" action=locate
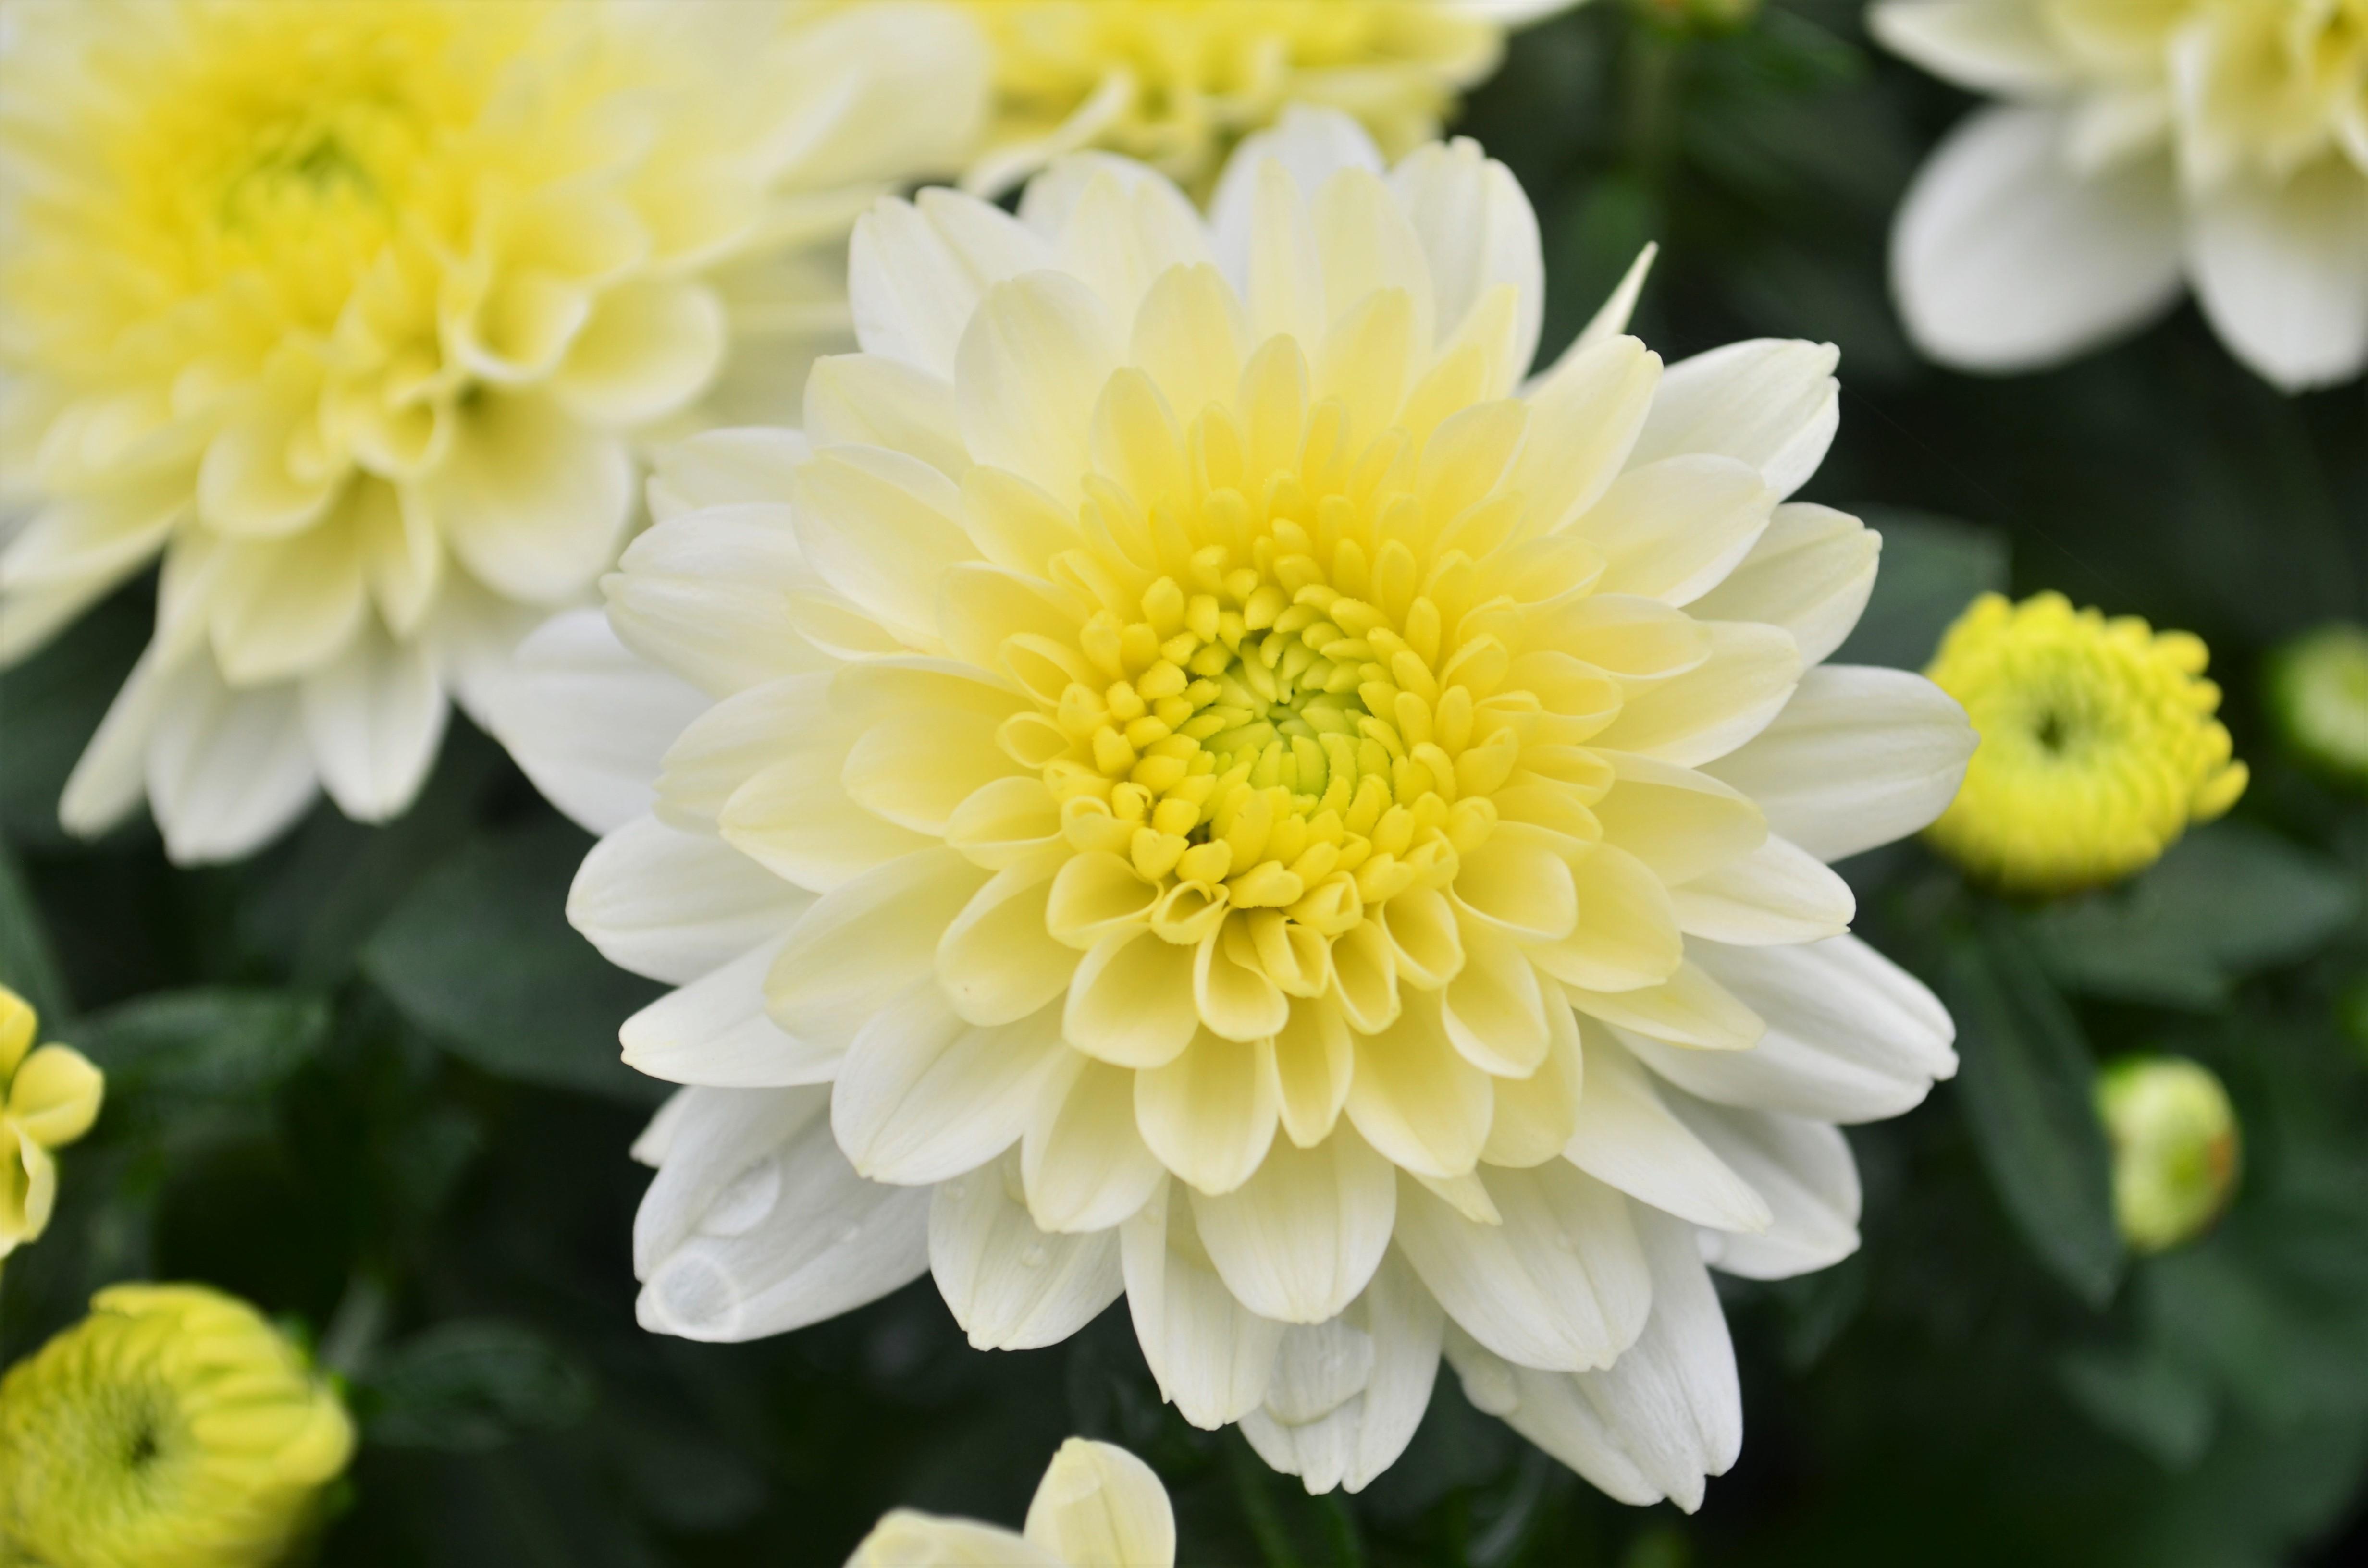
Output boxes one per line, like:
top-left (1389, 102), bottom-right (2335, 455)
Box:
top-left (492, 109), bottom-right (1977, 1507)
top-left (846, 1436), bottom-right (1172, 1568)
top-left (1875, 0), bottom-right (2368, 389)
top-left (0, 0), bottom-right (986, 862)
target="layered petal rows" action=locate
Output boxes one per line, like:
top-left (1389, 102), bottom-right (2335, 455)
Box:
top-left (493, 109), bottom-right (1978, 1506)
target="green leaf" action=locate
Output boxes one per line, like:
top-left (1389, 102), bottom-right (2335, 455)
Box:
top-left (2057, 1345), bottom-right (2217, 1470)
top-left (1833, 509), bottom-right (2009, 672)
top-left (1942, 913), bottom-right (2125, 1306)
top-left (75, 987), bottom-right (330, 1102)
top-left (361, 817), bottom-right (665, 1103)
top-left (358, 1321), bottom-right (595, 1453)
top-left (0, 835), bottom-right (73, 1027)
top-left (2028, 822), bottom-right (2362, 1009)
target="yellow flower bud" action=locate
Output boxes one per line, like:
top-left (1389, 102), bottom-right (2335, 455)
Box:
top-left (0, 1284), bottom-right (355, 1568)
top-left (1923, 592), bottom-right (2247, 894)
top-left (2267, 623), bottom-right (2368, 790)
top-left (2096, 1056), bottom-right (2240, 1255)
top-left (0, 984), bottom-right (105, 1264)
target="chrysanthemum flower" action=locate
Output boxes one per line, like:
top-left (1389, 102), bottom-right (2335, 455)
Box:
top-left (957, 0), bottom-right (1582, 196)
top-left (0, 1283), bottom-right (354, 1568)
top-left (1923, 591), bottom-right (2246, 893)
top-left (846, 1436), bottom-right (1173, 1567)
top-left (1874, 0), bottom-right (2368, 390)
top-left (492, 109), bottom-right (1977, 1505)
top-left (0, 983), bottom-right (104, 1267)
top-left (2096, 1055), bottom-right (2239, 1253)
top-left (0, 0), bottom-right (987, 863)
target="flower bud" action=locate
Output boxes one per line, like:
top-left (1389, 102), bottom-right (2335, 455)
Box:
top-left (0, 1284), bottom-right (354, 1567)
top-left (2095, 1057), bottom-right (2240, 1255)
top-left (0, 983), bottom-right (105, 1265)
top-left (2266, 623), bottom-right (2368, 790)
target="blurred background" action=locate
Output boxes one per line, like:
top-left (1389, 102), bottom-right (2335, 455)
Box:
top-left (2, 1), bottom-right (2362, 1562)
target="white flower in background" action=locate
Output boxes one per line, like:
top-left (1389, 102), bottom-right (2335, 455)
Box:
top-left (490, 109), bottom-right (1976, 1507)
top-left (845, 1437), bottom-right (1173, 1568)
top-left (1874, 0), bottom-right (2368, 390)
top-left (955, 0), bottom-right (1586, 197)
top-left (0, 0), bottom-right (986, 863)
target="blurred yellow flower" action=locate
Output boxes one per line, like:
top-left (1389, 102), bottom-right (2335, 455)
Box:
top-left (958, 0), bottom-right (1580, 195)
top-left (2096, 1056), bottom-right (2239, 1254)
top-left (0, 983), bottom-right (104, 1266)
top-left (2268, 622), bottom-right (2368, 788)
top-left (847, 1437), bottom-right (1174, 1567)
top-left (0, 1283), bottom-right (355, 1568)
top-left (0, 0), bottom-right (986, 864)
top-left (1924, 592), bottom-right (2246, 893)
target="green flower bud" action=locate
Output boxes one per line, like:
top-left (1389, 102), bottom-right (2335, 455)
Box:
top-left (0, 983), bottom-right (105, 1268)
top-left (2096, 1057), bottom-right (2240, 1255)
top-left (0, 1284), bottom-right (354, 1567)
top-left (2267, 623), bottom-right (2368, 790)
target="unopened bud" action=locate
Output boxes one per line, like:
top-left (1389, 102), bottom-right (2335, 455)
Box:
top-left (2096, 1057), bottom-right (2240, 1254)
top-left (2267, 623), bottom-right (2368, 790)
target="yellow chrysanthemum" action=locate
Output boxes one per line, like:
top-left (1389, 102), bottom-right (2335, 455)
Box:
top-left (0, 0), bottom-right (986, 864)
top-left (493, 109), bottom-right (1979, 1507)
top-left (0, 983), bottom-right (104, 1266)
top-left (2096, 1055), bottom-right (2240, 1254)
top-left (1876, 0), bottom-right (2368, 388)
top-left (0, 1284), bottom-right (354, 1568)
top-left (848, 1437), bottom-right (1174, 1567)
top-left (1923, 591), bottom-right (2247, 894)
top-left (957, 0), bottom-right (1581, 195)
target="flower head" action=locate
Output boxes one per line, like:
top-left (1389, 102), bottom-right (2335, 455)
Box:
top-left (1923, 591), bottom-right (2246, 893)
top-left (0, 983), bottom-right (104, 1264)
top-left (1875, 0), bottom-right (2368, 389)
top-left (2096, 1055), bottom-right (2240, 1252)
top-left (0, 1283), bottom-right (354, 1568)
top-left (2268, 621), bottom-right (2368, 788)
top-left (846, 1437), bottom-right (1173, 1567)
top-left (0, 0), bottom-right (987, 862)
top-left (494, 109), bottom-right (1976, 1507)
top-left (958, 0), bottom-right (1580, 196)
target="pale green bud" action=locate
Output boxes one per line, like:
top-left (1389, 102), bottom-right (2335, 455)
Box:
top-left (2267, 623), bottom-right (2368, 789)
top-left (2096, 1057), bottom-right (2240, 1255)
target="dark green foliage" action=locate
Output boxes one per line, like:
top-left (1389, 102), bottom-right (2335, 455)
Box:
top-left (1, 3), bottom-right (2362, 1564)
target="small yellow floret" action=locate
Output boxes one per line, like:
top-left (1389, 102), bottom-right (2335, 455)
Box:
top-left (0, 1283), bottom-right (354, 1568)
top-left (0, 983), bottom-right (105, 1263)
top-left (960, 0), bottom-right (1529, 194)
top-left (1922, 591), bottom-right (2246, 894)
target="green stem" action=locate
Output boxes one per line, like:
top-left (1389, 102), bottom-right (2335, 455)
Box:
top-left (1228, 1438), bottom-right (1305, 1568)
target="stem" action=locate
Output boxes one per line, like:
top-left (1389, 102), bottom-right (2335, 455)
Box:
top-left (1228, 1437), bottom-right (1305, 1568)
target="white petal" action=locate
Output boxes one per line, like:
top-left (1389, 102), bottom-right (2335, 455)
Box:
top-left (1121, 1178), bottom-right (1286, 1428)
top-left (1574, 455), bottom-right (1774, 608)
top-left (1668, 1095), bottom-right (1862, 1279)
top-left (301, 619), bottom-right (447, 824)
top-left (930, 1150), bottom-right (1122, 1351)
top-left (60, 643), bottom-right (177, 841)
top-left (764, 847), bottom-right (993, 1053)
top-left (477, 608), bottom-right (708, 835)
top-left (1568, 1204), bottom-right (1742, 1512)
top-left (146, 656), bottom-right (319, 865)
top-left (551, 279), bottom-right (726, 428)
top-left (792, 446), bottom-right (977, 649)
top-left (2187, 162), bottom-right (2368, 392)
top-left (803, 355), bottom-right (971, 480)
top-left (1565, 1029), bottom-right (1774, 1234)
top-left (956, 272), bottom-right (1123, 505)
top-left (1892, 107), bottom-right (2183, 372)
top-left (1390, 138), bottom-right (1544, 377)
top-left (1683, 503), bottom-right (1880, 668)
top-left (1024, 1438), bottom-right (1177, 1568)
top-left (1209, 106), bottom-right (1386, 290)
top-left (646, 427), bottom-right (809, 522)
top-left (1589, 621), bottom-right (1801, 767)
top-left (621, 937), bottom-right (841, 1088)
top-left (847, 1516), bottom-right (1056, 1568)
top-left (849, 189), bottom-right (1056, 377)
top-left (427, 392), bottom-right (631, 604)
top-left (832, 985), bottom-right (1070, 1186)
top-left (1701, 665), bottom-right (1975, 862)
top-left (1667, 833), bottom-right (1856, 947)
top-left (1189, 1128), bottom-right (1395, 1324)
top-left (1510, 333), bottom-right (1662, 537)
top-left (1628, 340), bottom-right (1838, 500)
top-left (1631, 935), bottom-right (1958, 1124)
top-left (1447, 1327), bottom-right (1664, 1506)
top-left (1023, 1055), bottom-right (1168, 1234)
top-left (1240, 1251), bottom-right (1444, 1495)
top-left (569, 814), bottom-right (811, 986)
top-left (608, 504), bottom-right (835, 696)
top-left (634, 1086), bottom-right (931, 1342)
top-left (1393, 1162), bottom-right (1652, 1372)
top-left (1868, 1), bottom-right (2078, 96)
